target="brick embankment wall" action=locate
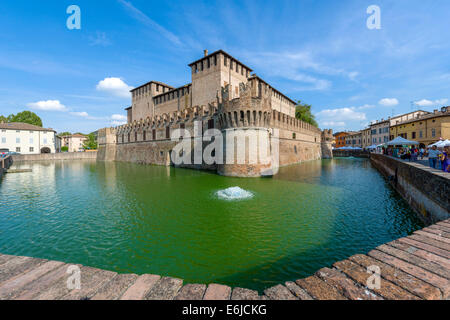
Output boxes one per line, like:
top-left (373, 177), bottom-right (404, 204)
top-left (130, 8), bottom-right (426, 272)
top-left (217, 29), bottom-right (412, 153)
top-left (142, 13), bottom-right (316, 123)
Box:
top-left (12, 152), bottom-right (97, 162)
top-left (370, 154), bottom-right (450, 224)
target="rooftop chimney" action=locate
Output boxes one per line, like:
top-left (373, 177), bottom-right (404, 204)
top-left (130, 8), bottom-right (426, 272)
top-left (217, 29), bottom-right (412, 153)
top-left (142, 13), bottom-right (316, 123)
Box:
top-left (204, 49), bottom-right (208, 57)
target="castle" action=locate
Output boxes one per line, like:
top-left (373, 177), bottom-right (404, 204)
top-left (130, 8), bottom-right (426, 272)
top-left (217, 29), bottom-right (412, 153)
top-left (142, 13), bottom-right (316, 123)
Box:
top-left (98, 50), bottom-right (333, 177)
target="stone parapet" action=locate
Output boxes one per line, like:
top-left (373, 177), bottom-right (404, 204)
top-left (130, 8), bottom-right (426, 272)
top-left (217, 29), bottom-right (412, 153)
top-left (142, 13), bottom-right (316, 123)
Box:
top-left (370, 154), bottom-right (450, 224)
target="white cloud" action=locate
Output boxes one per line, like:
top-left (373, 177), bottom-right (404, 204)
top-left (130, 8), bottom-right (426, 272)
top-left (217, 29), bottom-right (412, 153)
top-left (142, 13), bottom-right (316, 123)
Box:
top-left (111, 114), bottom-right (127, 121)
top-left (322, 121), bottom-right (346, 127)
top-left (112, 120), bottom-right (127, 126)
top-left (70, 111), bottom-right (89, 117)
top-left (315, 107), bottom-right (367, 122)
top-left (96, 77), bottom-right (133, 98)
top-left (27, 100), bottom-right (68, 111)
top-left (379, 98), bottom-right (399, 107)
top-left (413, 98), bottom-right (448, 107)
top-left (355, 104), bottom-right (375, 110)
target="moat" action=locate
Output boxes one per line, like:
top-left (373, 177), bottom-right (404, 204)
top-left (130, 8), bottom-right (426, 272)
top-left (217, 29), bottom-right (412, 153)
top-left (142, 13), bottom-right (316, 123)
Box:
top-left (0, 158), bottom-right (424, 292)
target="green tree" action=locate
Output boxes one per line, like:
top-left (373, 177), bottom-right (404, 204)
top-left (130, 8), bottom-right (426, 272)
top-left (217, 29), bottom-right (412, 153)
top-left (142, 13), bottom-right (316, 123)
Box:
top-left (0, 115), bottom-right (7, 123)
top-left (57, 131), bottom-right (71, 137)
top-left (295, 101), bottom-right (318, 127)
top-left (82, 133), bottom-right (98, 150)
top-left (7, 111), bottom-right (43, 127)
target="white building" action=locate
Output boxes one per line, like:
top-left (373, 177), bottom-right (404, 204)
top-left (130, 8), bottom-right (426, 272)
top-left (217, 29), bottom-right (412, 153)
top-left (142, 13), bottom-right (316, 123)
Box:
top-left (61, 134), bottom-right (88, 152)
top-left (0, 122), bottom-right (58, 154)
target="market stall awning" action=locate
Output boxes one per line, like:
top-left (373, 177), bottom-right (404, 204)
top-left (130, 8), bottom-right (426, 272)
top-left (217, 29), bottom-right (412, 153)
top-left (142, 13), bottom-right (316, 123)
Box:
top-left (428, 139), bottom-right (450, 148)
top-left (386, 136), bottom-right (419, 146)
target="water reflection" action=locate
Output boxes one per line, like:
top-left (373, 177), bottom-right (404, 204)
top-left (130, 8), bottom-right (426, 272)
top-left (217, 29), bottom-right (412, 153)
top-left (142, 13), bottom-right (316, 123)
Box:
top-left (0, 159), bottom-right (423, 292)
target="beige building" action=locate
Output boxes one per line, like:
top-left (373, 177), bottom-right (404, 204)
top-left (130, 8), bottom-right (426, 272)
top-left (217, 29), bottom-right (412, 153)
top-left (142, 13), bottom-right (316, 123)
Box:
top-left (61, 134), bottom-right (88, 152)
top-left (126, 50), bottom-right (297, 125)
top-left (370, 119), bottom-right (390, 145)
top-left (0, 122), bottom-right (58, 154)
top-left (390, 106), bottom-right (450, 147)
top-left (361, 127), bottom-right (371, 148)
top-left (345, 131), bottom-right (362, 148)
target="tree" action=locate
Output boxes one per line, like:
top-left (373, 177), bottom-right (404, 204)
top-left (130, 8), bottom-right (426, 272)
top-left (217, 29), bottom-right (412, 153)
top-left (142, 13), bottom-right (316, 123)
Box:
top-left (5, 111), bottom-right (43, 127)
top-left (58, 132), bottom-right (71, 137)
top-left (0, 115), bottom-right (6, 123)
top-left (82, 133), bottom-right (98, 150)
top-left (61, 146), bottom-right (69, 152)
top-left (295, 101), bottom-right (318, 127)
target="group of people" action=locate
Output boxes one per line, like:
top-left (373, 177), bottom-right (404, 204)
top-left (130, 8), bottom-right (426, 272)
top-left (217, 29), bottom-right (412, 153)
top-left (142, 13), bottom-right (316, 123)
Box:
top-left (427, 145), bottom-right (450, 172)
top-left (384, 145), bottom-right (450, 172)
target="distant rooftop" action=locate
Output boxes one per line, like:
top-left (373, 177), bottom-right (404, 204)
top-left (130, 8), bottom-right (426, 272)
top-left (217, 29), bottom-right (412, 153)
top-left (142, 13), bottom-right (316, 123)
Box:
top-left (0, 122), bottom-right (55, 132)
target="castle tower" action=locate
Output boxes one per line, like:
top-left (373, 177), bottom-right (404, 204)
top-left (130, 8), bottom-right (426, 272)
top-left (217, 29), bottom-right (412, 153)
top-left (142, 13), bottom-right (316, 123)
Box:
top-left (321, 129), bottom-right (334, 159)
top-left (216, 83), bottom-right (277, 177)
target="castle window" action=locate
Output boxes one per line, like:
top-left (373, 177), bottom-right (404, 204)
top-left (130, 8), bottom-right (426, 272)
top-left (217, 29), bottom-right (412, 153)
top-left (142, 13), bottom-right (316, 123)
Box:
top-left (224, 57), bottom-right (227, 66)
top-left (230, 60), bottom-right (233, 70)
top-left (208, 119), bottom-right (214, 129)
top-left (236, 63), bottom-right (238, 73)
top-left (200, 61), bottom-right (203, 71)
top-left (207, 58), bottom-right (210, 68)
top-left (241, 67), bottom-right (244, 76)
top-left (166, 127), bottom-right (170, 139)
top-left (293, 133), bottom-right (296, 139)
top-left (135, 132), bottom-right (137, 141)
top-left (122, 134), bottom-right (124, 143)
top-left (152, 129), bottom-right (156, 140)
top-left (214, 55), bottom-right (217, 66)
top-left (128, 133), bottom-right (130, 142)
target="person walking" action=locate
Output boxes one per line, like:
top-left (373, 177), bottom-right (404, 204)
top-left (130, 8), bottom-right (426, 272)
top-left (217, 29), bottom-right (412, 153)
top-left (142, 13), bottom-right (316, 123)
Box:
top-left (427, 145), bottom-right (441, 169)
top-left (440, 146), bottom-right (450, 173)
top-left (419, 146), bottom-right (425, 159)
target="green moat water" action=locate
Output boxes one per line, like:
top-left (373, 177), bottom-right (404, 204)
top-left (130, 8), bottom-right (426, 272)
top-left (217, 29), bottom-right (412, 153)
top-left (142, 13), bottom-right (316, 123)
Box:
top-left (0, 158), bottom-right (424, 292)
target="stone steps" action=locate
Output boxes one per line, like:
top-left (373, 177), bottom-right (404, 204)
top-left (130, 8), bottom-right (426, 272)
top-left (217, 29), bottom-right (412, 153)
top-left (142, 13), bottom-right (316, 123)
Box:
top-left (1, 218), bottom-right (449, 300)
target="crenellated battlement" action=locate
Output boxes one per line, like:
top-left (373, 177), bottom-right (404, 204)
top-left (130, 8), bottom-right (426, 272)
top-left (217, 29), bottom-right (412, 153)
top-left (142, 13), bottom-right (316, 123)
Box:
top-left (99, 79), bottom-right (332, 176)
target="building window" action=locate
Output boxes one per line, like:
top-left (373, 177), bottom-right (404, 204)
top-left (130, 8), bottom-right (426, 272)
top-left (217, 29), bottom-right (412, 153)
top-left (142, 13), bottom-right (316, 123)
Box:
top-left (207, 58), bottom-right (210, 68)
top-left (166, 127), bottom-right (170, 139)
top-left (143, 131), bottom-right (146, 141)
top-left (293, 132), bottom-right (296, 139)
top-left (432, 129), bottom-right (436, 137)
top-left (135, 132), bottom-right (137, 141)
top-left (16, 137), bottom-right (20, 143)
top-left (16, 147), bottom-right (20, 152)
top-left (29, 147), bottom-right (34, 152)
top-left (1, 137), bottom-right (5, 143)
top-left (224, 57), bottom-right (227, 66)
top-left (419, 131), bottom-right (423, 138)
top-left (30, 138), bottom-right (33, 144)
top-left (152, 129), bottom-right (156, 140)
top-left (128, 133), bottom-right (130, 142)
top-left (412, 132), bottom-right (416, 139)
top-left (43, 138), bottom-right (47, 144)
top-left (208, 119), bottom-right (214, 129)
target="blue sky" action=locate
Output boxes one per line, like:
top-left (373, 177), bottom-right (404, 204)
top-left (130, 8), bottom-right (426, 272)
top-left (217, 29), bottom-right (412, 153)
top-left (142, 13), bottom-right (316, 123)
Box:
top-left (0, 0), bottom-right (449, 133)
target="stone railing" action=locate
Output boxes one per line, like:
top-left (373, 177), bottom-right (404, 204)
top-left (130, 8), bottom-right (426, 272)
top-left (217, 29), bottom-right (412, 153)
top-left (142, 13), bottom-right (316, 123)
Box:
top-left (370, 153), bottom-right (450, 224)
